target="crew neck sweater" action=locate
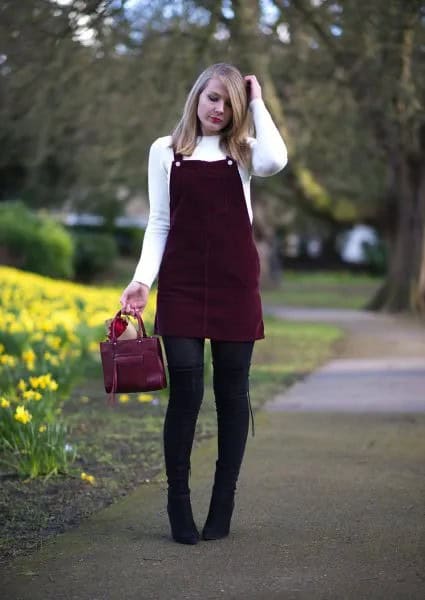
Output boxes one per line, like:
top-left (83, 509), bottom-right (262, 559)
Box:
top-left (132, 98), bottom-right (288, 288)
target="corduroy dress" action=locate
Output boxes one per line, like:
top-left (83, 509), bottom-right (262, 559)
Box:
top-left (154, 149), bottom-right (264, 342)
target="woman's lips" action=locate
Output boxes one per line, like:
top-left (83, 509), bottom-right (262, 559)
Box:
top-left (210, 117), bottom-right (222, 123)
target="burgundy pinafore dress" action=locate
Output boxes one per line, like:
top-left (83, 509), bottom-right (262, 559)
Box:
top-left (154, 147), bottom-right (264, 342)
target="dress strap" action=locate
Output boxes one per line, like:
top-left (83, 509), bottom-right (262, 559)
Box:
top-left (173, 148), bottom-right (183, 162)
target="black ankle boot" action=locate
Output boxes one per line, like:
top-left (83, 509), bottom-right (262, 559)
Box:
top-left (167, 493), bottom-right (200, 545)
top-left (202, 491), bottom-right (235, 540)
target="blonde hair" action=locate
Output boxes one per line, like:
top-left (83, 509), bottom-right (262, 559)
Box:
top-left (171, 63), bottom-right (252, 169)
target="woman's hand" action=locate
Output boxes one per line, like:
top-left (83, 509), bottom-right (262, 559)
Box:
top-left (120, 281), bottom-right (150, 316)
top-left (244, 74), bottom-right (262, 103)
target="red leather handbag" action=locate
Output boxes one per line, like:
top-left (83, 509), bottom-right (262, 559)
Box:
top-left (100, 310), bottom-right (167, 405)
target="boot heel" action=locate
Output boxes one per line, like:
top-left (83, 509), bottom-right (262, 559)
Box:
top-left (202, 493), bottom-right (235, 540)
top-left (167, 493), bottom-right (200, 545)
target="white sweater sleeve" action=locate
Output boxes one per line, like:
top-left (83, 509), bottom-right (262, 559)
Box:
top-left (132, 138), bottom-right (170, 288)
top-left (248, 98), bottom-right (288, 176)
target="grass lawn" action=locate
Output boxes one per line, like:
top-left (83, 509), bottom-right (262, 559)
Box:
top-left (262, 270), bottom-right (383, 310)
top-left (0, 314), bottom-right (341, 565)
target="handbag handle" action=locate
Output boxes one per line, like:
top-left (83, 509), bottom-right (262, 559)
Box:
top-left (110, 309), bottom-right (147, 342)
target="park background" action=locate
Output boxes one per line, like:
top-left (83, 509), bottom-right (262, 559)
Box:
top-left (0, 0), bottom-right (424, 566)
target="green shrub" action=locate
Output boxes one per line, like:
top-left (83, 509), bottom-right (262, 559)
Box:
top-left (114, 226), bottom-right (145, 257)
top-left (72, 231), bottom-right (118, 282)
top-left (0, 202), bottom-right (74, 278)
top-left (68, 224), bottom-right (145, 258)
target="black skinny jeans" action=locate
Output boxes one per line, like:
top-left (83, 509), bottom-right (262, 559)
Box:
top-left (162, 336), bottom-right (254, 497)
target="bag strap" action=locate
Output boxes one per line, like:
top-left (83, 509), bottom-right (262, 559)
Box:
top-left (108, 361), bottom-right (118, 407)
top-left (110, 309), bottom-right (147, 342)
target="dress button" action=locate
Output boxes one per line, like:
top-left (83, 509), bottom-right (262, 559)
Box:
top-left (227, 159), bottom-right (233, 166)
top-left (175, 161), bottom-right (181, 167)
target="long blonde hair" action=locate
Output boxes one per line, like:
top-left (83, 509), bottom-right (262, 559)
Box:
top-left (171, 63), bottom-right (253, 169)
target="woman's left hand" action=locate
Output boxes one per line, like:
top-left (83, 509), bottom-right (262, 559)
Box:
top-left (244, 74), bottom-right (262, 102)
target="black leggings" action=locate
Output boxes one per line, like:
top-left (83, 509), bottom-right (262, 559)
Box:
top-left (162, 336), bottom-right (254, 496)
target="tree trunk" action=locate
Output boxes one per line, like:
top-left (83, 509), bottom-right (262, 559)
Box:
top-left (368, 155), bottom-right (425, 313)
top-left (412, 158), bottom-right (425, 311)
top-left (415, 224), bottom-right (425, 312)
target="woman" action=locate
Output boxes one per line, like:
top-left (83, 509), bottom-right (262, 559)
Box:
top-left (120, 63), bottom-right (288, 545)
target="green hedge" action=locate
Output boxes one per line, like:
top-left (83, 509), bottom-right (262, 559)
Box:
top-left (71, 231), bottom-right (118, 282)
top-left (68, 224), bottom-right (144, 258)
top-left (114, 226), bottom-right (144, 257)
top-left (0, 202), bottom-right (74, 279)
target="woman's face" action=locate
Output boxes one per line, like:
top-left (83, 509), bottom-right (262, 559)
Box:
top-left (197, 77), bottom-right (233, 136)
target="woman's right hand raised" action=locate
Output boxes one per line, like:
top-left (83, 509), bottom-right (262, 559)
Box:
top-left (120, 281), bottom-right (150, 316)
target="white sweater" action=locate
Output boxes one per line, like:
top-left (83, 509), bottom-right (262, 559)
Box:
top-left (132, 98), bottom-right (288, 288)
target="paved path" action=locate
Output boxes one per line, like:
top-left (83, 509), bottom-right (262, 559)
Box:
top-left (265, 307), bottom-right (425, 414)
top-left (1, 308), bottom-right (424, 600)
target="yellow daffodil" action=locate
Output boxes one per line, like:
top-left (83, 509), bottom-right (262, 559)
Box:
top-left (31, 332), bottom-right (43, 343)
top-left (39, 424), bottom-right (47, 433)
top-left (22, 390), bottom-right (42, 402)
top-left (119, 394), bottom-right (130, 403)
top-left (29, 374), bottom-right (58, 391)
top-left (45, 335), bottom-right (62, 350)
top-left (17, 379), bottom-right (27, 392)
top-left (29, 376), bottom-right (42, 389)
top-left (137, 393), bottom-right (154, 403)
top-left (0, 354), bottom-right (17, 367)
top-left (14, 405), bottom-right (32, 424)
top-left (1, 397), bottom-right (10, 409)
top-left (81, 472), bottom-right (96, 484)
top-left (22, 349), bottom-right (36, 370)
top-left (43, 352), bottom-right (60, 366)
top-left (22, 349), bottom-right (36, 363)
